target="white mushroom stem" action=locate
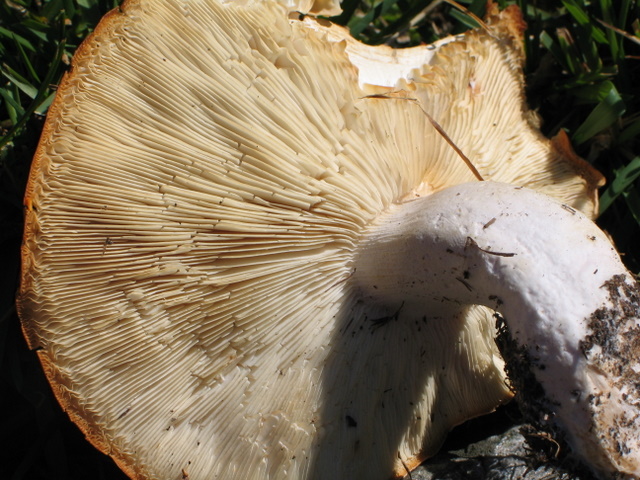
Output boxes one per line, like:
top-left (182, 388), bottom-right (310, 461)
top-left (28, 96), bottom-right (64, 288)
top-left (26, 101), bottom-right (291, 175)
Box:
top-left (353, 181), bottom-right (640, 480)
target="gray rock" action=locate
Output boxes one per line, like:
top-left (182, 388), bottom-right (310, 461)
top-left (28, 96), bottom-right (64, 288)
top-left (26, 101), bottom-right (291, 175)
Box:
top-left (403, 421), bottom-right (596, 480)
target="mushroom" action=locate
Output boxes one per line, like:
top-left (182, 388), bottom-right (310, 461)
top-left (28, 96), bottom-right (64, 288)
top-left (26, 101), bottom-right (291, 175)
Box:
top-left (17, 1), bottom-right (639, 480)
top-left (353, 180), bottom-right (640, 479)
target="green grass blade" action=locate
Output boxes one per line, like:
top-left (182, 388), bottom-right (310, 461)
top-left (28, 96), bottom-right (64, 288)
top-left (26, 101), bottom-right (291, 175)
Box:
top-left (19, 19), bottom-right (52, 43)
top-left (34, 91), bottom-right (56, 116)
top-left (0, 38), bottom-right (66, 155)
top-left (63, 0), bottom-right (77, 19)
top-left (0, 87), bottom-right (25, 124)
top-left (555, 28), bottom-right (582, 75)
top-left (448, 8), bottom-right (481, 30)
top-left (572, 80), bottom-right (617, 103)
top-left (572, 84), bottom-right (626, 145)
top-left (0, 27), bottom-right (37, 53)
top-left (618, 118), bottom-right (640, 145)
top-left (540, 30), bottom-right (572, 73)
top-left (623, 187), bottom-right (640, 227)
top-left (599, 0), bottom-right (622, 62)
top-left (0, 65), bottom-right (38, 99)
top-left (333, 0), bottom-right (360, 23)
top-left (348, 0), bottom-right (399, 37)
top-left (562, 0), bottom-right (608, 44)
top-left (599, 156), bottom-right (640, 214)
top-left (14, 38), bottom-right (41, 84)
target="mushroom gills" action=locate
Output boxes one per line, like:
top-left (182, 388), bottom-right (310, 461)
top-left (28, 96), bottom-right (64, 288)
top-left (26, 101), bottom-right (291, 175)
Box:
top-left (15, 0), bottom-right (632, 478)
top-left (353, 180), bottom-right (640, 480)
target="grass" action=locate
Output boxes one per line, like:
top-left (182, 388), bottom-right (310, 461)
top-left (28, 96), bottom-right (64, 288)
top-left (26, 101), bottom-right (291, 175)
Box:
top-left (1, 1), bottom-right (639, 479)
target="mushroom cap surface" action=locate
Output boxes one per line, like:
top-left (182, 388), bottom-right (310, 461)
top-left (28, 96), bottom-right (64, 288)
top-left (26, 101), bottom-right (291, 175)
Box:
top-left (18, 1), bottom-right (603, 479)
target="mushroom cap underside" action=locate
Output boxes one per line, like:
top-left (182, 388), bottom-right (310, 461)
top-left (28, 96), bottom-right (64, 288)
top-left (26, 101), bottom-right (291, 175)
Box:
top-left (18, 1), bottom-right (603, 479)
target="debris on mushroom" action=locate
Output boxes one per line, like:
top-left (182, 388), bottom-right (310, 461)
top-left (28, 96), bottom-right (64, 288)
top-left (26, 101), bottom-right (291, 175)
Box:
top-left (17, 1), bottom-right (638, 480)
top-left (354, 180), bottom-right (640, 479)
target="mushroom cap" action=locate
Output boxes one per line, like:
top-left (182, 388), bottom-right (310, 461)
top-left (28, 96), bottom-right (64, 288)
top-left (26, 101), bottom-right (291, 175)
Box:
top-left (18, 1), bottom-right (603, 479)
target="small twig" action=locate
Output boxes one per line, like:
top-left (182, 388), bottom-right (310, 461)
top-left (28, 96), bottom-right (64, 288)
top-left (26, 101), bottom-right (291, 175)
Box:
top-left (443, 0), bottom-right (492, 34)
top-left (466, 236), bottom-right (516, 257)
top-left (362, 94), bottom-right (484, 181)
top-left (595, 18), bottom-right (640, 46)
top-left (419, 105), bottom-right (484, 181)
top-left (398, 451), bottom-right (413, 479)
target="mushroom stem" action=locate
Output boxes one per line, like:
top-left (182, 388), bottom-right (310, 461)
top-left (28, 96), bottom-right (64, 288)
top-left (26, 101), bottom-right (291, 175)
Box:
top-left (353, 181), bottom-right (640, 479)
